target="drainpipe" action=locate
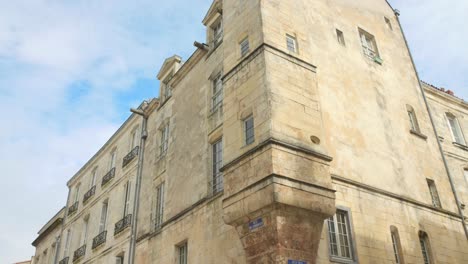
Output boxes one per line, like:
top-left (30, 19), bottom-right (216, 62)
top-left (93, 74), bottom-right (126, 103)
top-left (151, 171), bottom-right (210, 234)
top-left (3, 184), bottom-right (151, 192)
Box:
top-left (128, 103), bottom-right (149, 264)
top-left (394, 9), bottom-right (468, 239)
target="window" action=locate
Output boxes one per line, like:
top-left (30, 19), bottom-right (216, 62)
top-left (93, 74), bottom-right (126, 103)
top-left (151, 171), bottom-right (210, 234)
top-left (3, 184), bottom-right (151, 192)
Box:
top-left (336, 29), bottom-right (345, 46)
top-left (130, 127), bottom-right (139, 150)
top-left (63, 229), bottom-right (72, 256)
top-left (212, 74), bottom-right (223, 111)
top-left (385, 17), bottom-right (393, 30)
top-left (212, 139), bottom-right (223, 194)
top-left (419, 231), bottom-right (433, 264)
top-left (407, 105), bottom-right (420, 132)
top-left (212, 19), bottom-right (223, 46)
top-left (446, 113), bottom-right (466, 145)
top-left (359, 29), bottom-right (379, 59)
top-left (110, 150), bottom-right (116, 169)
top-left (154, 183), bottom-right (165, 230)
top-left (82, 217), bottom-right (89, 245)
top-left (162, 74), bottom-right (173, 100)
top-left (90, 167), bottom-right (98, 188)
top-left (116, 256), bottom-right (124, 264)
top-left (390, 226), bottom-right (404, 264)
top-left (73, 184), bottom-right (81, 203)
top-left (327, 209), bottom-right (354, 261)
top-left (464, 168), bottom-right (468, 183)
top-left (99, 200), bottom-right (109, 233)
top-left (177, 242), bottom-right (188, 264)
top-left (50, 243), bottom-right (57, 264)
top-left (244, 116), bottom-right (255, 145)
top-left (426, 179), bottom-right (441, 208)
top-left (123, 181), bottom-right (132, 217)
top-left (240, 37), bottom-right (250, 57)
top-left (160, 124), bottom-right (170, 156)
top-left (286, 34), bottom-right (297, 52)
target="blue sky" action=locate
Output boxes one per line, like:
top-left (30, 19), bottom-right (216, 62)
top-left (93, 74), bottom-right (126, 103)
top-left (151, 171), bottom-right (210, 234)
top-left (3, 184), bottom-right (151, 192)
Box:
top-left (0, 0), bottom-right (466, 262)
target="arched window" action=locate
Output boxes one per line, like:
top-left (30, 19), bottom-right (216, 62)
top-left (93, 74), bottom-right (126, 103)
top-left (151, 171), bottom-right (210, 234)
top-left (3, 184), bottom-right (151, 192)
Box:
top-left (446, 113), bottom-right (465, 145)
top-left (406, 105), bottom-right (420, 133)
top-left (390, 226), bottom-right (404, 264)
top-left (419, 231), bottom-right (433, 264)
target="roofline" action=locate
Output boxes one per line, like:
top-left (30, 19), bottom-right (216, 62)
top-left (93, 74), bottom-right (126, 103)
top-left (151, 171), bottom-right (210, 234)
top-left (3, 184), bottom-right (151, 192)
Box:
top-left (422, 81), bottom-right (467, 109)
top-left (32, 207), bottom-right (65, 246)
top-left (66, 98), bottom-right (158, 187)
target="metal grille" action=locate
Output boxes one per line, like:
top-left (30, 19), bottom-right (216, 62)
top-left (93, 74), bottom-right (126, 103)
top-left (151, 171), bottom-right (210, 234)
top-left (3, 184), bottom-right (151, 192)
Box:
top-left (240, 38), bottom-right (249, 57)
top-left (327, 210), bottom-right (353, 260)
top-left (67, 202), bottom-right (79, 216)
top-left (83, 186), bottom-right (96, 204)
top-left (58, 257), bottom-right (69, 264)
top-left (286, 34), bottom-right (297, 52)
top-left (101, 167), bottom-right (116, 187)
top-left (212, 140), bottom-right (223, 194)
top-left (72, 245), bottom-right (86, 262)
top-left (122, 146), bottom-right (139, 168)
top-left (419, 236), bottom-right (431, 264)
top-left (114, 214), bottom-right (132, 236)
top-left (92, 231), bottom-right (107, 249)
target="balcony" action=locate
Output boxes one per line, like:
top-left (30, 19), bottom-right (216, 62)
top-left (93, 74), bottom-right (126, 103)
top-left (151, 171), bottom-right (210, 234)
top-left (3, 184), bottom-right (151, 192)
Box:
top-left (82, 186), bottom-right (96, 204)
top-left (72, 245), bottom-right (86, 262)
top-left (101, 168), bottom-right (115, 187)
top-left (59, 257), bottom-right (69, 264)
top-left (122, 146), bottom-right (139, 168)
top-left (114, 214), bottom-right (132, 236)
top-left (92, 230), bottom-right (107, 250)
top-left (67, 202), bottom-right (78, 216)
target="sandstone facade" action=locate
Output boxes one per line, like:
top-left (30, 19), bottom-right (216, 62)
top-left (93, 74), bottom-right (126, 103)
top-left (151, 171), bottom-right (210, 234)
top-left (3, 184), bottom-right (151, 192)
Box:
top-left (32, 1), bottom-right (467, 264)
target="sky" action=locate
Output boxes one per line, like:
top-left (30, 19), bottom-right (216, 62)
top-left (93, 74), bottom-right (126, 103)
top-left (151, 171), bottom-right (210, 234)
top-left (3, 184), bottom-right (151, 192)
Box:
top-left (0, 0), bottom-right (466, 262)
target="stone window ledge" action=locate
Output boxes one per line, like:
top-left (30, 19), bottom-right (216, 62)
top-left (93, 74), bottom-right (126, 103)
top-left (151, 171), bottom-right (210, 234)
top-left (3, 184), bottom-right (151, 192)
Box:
top-left (410, 129), bottom-right (428, 140)
top-left (453, 142), bottom-right (468, 151)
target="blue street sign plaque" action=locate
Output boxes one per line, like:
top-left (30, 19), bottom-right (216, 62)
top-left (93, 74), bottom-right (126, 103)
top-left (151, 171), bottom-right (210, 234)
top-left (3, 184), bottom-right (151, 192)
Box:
top-left (288, 260), bottom-right (307, 264)
top-left (248, 218), bottom-right (264, 231)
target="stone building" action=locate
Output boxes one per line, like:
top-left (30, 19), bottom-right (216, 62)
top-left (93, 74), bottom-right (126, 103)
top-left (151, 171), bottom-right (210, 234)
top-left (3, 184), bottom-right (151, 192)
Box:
top-left (32, 0), bottom-right (468, 263)
top-left (32, 207), bottom-right (65, 264)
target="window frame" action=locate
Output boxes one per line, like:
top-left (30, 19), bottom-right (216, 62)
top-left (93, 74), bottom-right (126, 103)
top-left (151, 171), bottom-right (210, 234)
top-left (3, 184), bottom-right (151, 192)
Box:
top-left (99, 200), bottom-right (109, 233)
top-left (212, 139), bottom-right (223, 194)
top-left (110, 150), bottom-right (117, 170)
top-left (326, 207), bottom-right (357, 264)
top-left (406, 105), bottom-right (421, 133)
top-left (90, 167), bottom-right (98, 188)
top-left (426, 179), bottom-right (442, 208)
top-left (123, 181), bottom-right (132, 217)
top-left (358, 28), bottom-right (380, 59)
top-left (240, 37), bottom-right (250, 57)
top-left (154, 182), bottom-right (165, 230)
top-left (160, 124), bottom-right (170, 157)
top-left (385, 17), bottom-right (393, 30)
top-left (177, 241), bottom-right (188, 264)
top-left (211, 18), bottom-right (223, 47)
top-left (446, 113), bottom-right (466, 145)
top-left (419, 231), bottom-right (434, 264)
top-left (243, 115), bottom-right (255, 146)
top-left (211, 74), bottom-right (223, 112)
top-left (390, 226), bottom-right (404, 264)
top-left (336, 29), bottom-right (345, 46)
top-left (286, 34), bottom-right (298, 53)
top-left (82, 216), bottom-right (89, 246)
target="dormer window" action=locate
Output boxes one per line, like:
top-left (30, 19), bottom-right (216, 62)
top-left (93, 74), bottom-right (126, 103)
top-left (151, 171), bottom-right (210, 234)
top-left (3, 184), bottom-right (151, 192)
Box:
top-left (212, 19), bottom-right (223, 47)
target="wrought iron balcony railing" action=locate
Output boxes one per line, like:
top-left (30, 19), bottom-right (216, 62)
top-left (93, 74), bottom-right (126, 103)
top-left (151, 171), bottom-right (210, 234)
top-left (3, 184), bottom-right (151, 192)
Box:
top-left (67, 202), bottom-right (79, 216)
top-left (59, 257), bottom-right (69, 264)
top-left (101, 168), bottom-right (115, 187)
top-left (73, 244), bottom-right (86, 262)
top-left (122, 146), bottom-right (139, 168)
top-left (92, 230), bottom-right (107, 249)
top-left (114, 214), bottom-right (132, 236)
top-left (83, 186), bottom-right (96, 204)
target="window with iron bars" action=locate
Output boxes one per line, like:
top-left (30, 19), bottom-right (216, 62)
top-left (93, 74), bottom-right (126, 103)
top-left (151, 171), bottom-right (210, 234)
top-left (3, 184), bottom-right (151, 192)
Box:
top-left (327, 209), bottom-right (354, 261)
top-left (212, 139), bottom-right (223, 194)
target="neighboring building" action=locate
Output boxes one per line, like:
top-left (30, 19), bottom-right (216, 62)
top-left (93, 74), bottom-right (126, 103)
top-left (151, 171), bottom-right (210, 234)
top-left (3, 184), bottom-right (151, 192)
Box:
top-left (423, 82), bottom-right (468, 209)
top-left (32, 0), bottom-right (468, 264)
top-left (31, 208), bottom-right (65, 264)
